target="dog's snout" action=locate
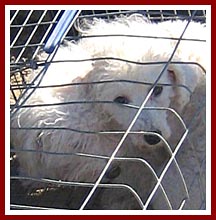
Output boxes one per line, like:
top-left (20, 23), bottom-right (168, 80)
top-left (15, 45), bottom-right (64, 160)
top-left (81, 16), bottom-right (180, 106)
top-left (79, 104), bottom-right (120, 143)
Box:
top-left (144, 130), bottom-right (162, 145)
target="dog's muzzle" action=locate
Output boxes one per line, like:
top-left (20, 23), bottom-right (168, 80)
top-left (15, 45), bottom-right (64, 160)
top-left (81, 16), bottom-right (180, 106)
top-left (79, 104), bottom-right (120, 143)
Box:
top-left (144, 130), bottom-right (162, 145)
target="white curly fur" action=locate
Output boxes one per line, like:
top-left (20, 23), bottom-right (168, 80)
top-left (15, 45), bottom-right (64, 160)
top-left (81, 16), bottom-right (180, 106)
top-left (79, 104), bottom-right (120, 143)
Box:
top-left (10, 14), bottom-right (206, 210)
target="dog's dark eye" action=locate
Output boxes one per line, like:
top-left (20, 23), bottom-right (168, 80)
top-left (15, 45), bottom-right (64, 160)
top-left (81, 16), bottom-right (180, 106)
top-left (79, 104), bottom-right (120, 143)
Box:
top-left (152, 86), bottom-right (163, 97)
top-left (113, 96), bottom-right (130, 104)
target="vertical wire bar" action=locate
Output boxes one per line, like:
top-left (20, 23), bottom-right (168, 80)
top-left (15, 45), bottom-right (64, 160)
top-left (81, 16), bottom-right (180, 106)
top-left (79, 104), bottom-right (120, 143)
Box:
top-left (10, 10), bottom-right (19, 24)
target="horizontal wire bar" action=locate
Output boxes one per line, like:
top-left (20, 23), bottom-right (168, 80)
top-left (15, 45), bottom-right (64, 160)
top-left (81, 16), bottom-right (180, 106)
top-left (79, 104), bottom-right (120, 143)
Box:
top-left (11, 43), bottom-right (44, 49)
top-left (35, 58), bottom-right (206, 74)
top-left (10, 128), bottom-right (181, 138)
top-left (10, 204), bottom-right (56, 210)
top-left (10, 20), bottom-right (57, 28)
top-left (10, 78), bottom-right (193, 95)
top-left (69, 33), bottom-right (205, 42)
top-left (10, 57), bottom-right (206, 78)
top-left (78, 10), bottom-right (205, 20)
top-left (9, 100), bottom-right (183, 109)
top-left (78, 10), bottom-right (140, 19)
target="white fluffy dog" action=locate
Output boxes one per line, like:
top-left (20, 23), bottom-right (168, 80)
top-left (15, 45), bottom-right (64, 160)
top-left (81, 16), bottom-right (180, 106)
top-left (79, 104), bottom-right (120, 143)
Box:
top-left (10, 14), bottom-right (206, 210)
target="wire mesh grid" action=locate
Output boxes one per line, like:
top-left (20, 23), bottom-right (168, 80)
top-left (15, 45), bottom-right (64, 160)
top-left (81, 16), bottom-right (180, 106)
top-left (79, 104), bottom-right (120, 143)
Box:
top-left (10, 9), bottom-right (206, 210)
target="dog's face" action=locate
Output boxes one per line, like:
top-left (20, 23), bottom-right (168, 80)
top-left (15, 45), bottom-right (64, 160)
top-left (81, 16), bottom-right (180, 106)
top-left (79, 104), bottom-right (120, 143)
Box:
top-left (85, 63), bottom-right (176, 148)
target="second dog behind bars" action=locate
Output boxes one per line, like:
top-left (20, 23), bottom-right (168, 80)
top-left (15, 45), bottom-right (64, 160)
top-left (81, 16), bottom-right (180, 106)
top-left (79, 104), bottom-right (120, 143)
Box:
top-left (10, 14), bottom-right (206, 210)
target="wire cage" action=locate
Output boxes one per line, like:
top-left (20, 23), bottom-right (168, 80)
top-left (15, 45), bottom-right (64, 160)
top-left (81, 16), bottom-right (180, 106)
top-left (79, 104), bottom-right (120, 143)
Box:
top-left (10, 9), bottom-right (207, 210)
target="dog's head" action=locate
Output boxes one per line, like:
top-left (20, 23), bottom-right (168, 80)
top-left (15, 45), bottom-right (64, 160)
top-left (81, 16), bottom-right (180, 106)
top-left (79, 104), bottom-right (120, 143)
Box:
top-left (74, 16), bottom-right (204, 149)
top-left (83, 60), bottom-right (201, 148)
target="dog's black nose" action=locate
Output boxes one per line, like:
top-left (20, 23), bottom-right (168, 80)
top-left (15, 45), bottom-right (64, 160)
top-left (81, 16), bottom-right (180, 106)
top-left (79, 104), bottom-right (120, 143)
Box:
top-left (144, 130), bottom-right (162, 145)
top-left (105, 163), bottom-right (121, 179)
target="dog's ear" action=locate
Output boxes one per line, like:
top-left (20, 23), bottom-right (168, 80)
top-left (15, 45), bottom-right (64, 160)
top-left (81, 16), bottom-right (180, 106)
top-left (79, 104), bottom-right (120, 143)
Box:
top-left (167, 63), bottom-right (203, 112)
